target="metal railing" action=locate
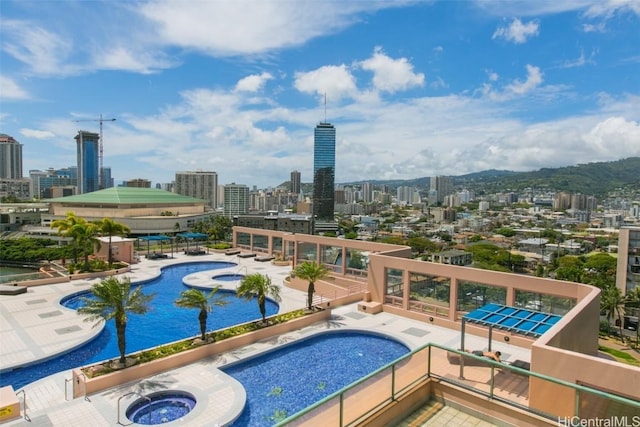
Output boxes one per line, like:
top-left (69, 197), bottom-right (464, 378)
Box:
top-left (117, 392), bottom-right (150, 426)
top-left (274, 343), bottom-right (640, 427)
top-left (15, 389), bottom-right (29, 422)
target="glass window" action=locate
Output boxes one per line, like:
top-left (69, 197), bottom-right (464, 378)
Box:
top-left (515, 290), bottom-right (575, 315)
top-left (273, 236), bottom-right (283, 253)
top-left (385, 268), bottom-right (404, 297)
top-left (457, 280), bottom-right (506, 312)
top-left (320, 244), bottom-right (342, 273)
top-left (237, 232), bottom-right (250, 248)
top-left (409, 272), bottom-right (450, 307)
top-left (297, 242), bottom-right (317, 263)
top-left (253, 234), bottom-right (268, 251)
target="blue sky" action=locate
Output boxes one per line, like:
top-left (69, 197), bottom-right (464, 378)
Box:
top-left (1, 0), bottom-right (639, 188)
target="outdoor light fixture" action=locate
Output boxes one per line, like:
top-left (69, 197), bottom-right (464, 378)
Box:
top-left (429, 316), bottom-right (434, 322)
top-left (504, 336), bottom-right (510, 342)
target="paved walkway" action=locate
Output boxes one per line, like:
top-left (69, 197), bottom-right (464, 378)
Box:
top-left (0, 253), bottom-right (531, 426)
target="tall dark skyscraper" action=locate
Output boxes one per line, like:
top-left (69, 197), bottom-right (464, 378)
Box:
top-left (75, 131), bottom-right (100, 194)
top-left (0, 134), bottom-right (23, 179)
top-left (290, 170), bottom-right (301, 194)
top-left (313, 122), bottom-right (336, 220)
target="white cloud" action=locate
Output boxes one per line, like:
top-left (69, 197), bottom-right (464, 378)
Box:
top-left (492, 18), bottom-right (540, 44)
top-left (294, 65), bottom-right (358, 101)
top-left (20, 129), bottom-right (55, 139)
top-left (582, 22), bottom-right (606, 32)
top-left (0, 76), bottom-right (29, 100)
top-left (235, 73), bottom-right (274, 92)
top-left (505, 65), bottom-right (543, 95)
top-left (480, 65), bottom-right (543, 100)
top-left (558, 49), bottom-right (597, 68)
top-left (583, 0), bottom-right (640, 19)
top-left (137, 1), bottom-right (391, 56)
top-left (1, 20), bottom-right (76, 76)
top-left (94, 46), bottom-right (175, 74)
top-left (430, 77), bottom-right (448, 89)
top-left (359, 47), bottom-right (424, 93)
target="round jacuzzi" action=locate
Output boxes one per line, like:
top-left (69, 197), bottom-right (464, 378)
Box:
top-left (212, 273), bottom-right (245, 281)
top-left (126, 390), bottom-right (196, 425)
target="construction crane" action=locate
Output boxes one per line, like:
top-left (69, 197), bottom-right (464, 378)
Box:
top-left (73, 114), bottom-right (116, 189)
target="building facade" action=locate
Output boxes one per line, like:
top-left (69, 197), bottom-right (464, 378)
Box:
top-left (313, 122), bottom-right (336, 221)
top-left (223, 183), bottom-right (249, 217)
top-left (174, 171), bottom-right (218, 210)
top-left (616, 226), bottom-right (640, 294)
top-left (290, 170), bottom-right (301, 195)
top-left (0, 134), bottom-right (23, 179)
top-left (430, 175), bottom-right (454, 205)
top-left (75, 131), bottom-right (100, 194)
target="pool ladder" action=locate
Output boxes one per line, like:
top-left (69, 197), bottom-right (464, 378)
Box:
top-left (64, 372), bottom-right (89, 401)
top-left (117, 391), bottom-right (150, 426)
top-left (15, 389), bottom-right (30, 422)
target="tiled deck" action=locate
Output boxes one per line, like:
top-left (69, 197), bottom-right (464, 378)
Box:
top-left (0, 252), bottom-right (532, 426)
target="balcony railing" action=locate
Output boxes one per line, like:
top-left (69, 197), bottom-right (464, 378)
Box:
top-left (275, 343), bottom-right (640, 427)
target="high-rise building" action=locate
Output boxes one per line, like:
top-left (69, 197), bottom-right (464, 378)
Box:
top-left (362, 182), bottom-right (373, 203)
top-left (174, 171), bottom-right (218, 210)
top-left (290, 170), bottom-right (301, 195)
top-left (616, 226), bottom-right (640, 294)
top-left (0, 134), bottom-right (23, 179)
top-left (101, 166), bottom-right (114, 189)
top-left (124, 178), bottom-right (152, 188)
top-left (312, 122), bottom-right (336, 221)
top-left (75, 131), bottom-right (100, 194)
top-left (224, 183), bottom-right (249, 217)
top-left (430, 175), bottom-right (454, 205)
top-left (30, 168), bottom-right (76, 199)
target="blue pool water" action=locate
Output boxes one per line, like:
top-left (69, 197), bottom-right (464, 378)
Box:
top-left (223, 331), bottom-right (410, 426)
top-left (0, 262), bottom-right (279, 389)
top-left (213, 273), bottom-right (245, 281)
top-left (126, 391), bottom-right (196, 425)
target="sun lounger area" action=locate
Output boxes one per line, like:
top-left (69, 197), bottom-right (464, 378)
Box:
top-left (254, 255), bottom-right (275, 262)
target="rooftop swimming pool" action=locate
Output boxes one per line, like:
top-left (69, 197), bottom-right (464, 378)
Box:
top-left (222, 331), bottom-right (410, 426)
top-left (0, 261), bottom-right (279, 389)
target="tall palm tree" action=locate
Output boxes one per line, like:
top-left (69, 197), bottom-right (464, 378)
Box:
top-left (601, 283), bottom-right (625, 339)
top-left (174, 287), bottom-right (228, 340)
top-left (293, 261), bottom-right (329, 310)
top-left (77, 276), bottom-right (155, 365)
top-left (70, 221), bottom-right (101, 271)
top-left (237, 273), bottom-right (281, 322)
top-left (95, 218), bottom-right (130, 266)
top-left (51, 212), bottom-right (86, 264)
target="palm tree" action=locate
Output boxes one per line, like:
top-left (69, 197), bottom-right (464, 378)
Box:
top-left (174, 287), bottom-right (228, 340)
top-left (70, 221), bottom-right (101, 271)
top-left (51, 212), bottom-right (86, 264)
top-left (601, 283), bottom-right (625, 339)
top-left (293, 261), bottom-right (329, 310)
top-left (95, 218), bottom-right (130, 266)
top-left (77, 276), bottom-right (155, 365)
top-left (237, 273), bottom-right (281, 322)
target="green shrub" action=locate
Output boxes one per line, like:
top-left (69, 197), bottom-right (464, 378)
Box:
top-left (83, 309), bottom-right (308, 378)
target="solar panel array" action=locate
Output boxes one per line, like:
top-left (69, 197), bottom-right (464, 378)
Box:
top-left (463, 303), bottom-right (562, 337)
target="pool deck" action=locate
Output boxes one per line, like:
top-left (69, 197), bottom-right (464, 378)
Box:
top-left (0, 252), bottom-right (531, 426)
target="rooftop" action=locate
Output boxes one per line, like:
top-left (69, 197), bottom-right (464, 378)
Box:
top-left (46, 187), bottom-right (205, 205)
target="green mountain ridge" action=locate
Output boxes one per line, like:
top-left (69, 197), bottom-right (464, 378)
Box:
top-left (279, 157), bottom-right (640, 197)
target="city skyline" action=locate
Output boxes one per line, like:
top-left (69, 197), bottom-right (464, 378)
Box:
top-left (1, 1), bottom-right (639, 188)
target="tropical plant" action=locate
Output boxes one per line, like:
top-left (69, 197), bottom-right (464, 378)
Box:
top-left (601, 283), bottom-right (625, 338)
top-left (76, 276), bottom-right (155, 364)
top-left (237, 273), bottom-right (282, 322)
top-left (51, 211), bottom-right (86, 264)
top-left (94, 218), bottom-right (130, 266)
top-left (174, 287), bottom-right (228, 340)
top-left (70, 221), bottom-right (102, 271)
top-left (293, 261), bottom-right (329, 310)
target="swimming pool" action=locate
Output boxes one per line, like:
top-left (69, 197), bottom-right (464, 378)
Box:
top-left (0, 262), bottom-right (279, 390)
top-left (222, 331), bottom-right (410, 426)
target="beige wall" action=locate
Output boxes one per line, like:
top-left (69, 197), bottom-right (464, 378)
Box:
top-left (50, 202), bottom-right (205, 218)
top-left (94, 238), bottom-right (136, 264)
top-left (231, 227), bottom-right (640, 414)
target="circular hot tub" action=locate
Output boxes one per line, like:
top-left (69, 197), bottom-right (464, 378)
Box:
top-left (212, 273), bottom-right (245, 281)
top-left (126, 390), bottom-right (196, 425)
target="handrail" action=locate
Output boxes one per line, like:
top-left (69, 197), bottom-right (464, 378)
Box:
top-left (117, 392), bottom-right (151, 426)
top-left (15, 389), bottom-right (29, 422)
top-left (274, 342), bottom-right (640, 426)
top-left (64, 377), bottom-right (72, 401)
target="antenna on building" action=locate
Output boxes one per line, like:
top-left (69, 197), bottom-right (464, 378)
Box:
top-left (324, 91), bottom-right (327, 123)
